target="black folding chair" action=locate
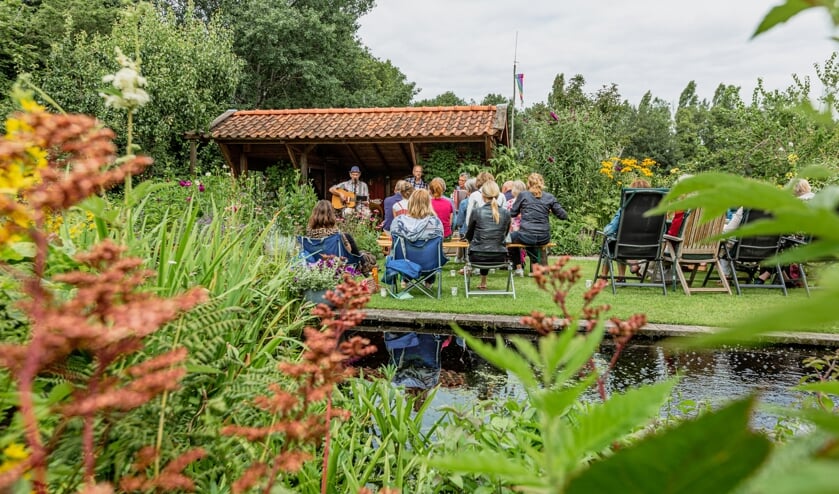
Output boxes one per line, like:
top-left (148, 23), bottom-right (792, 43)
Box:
top-left (594, 188), bottom-right (669, 295)
top-left (718, 209), bottom-right (788, 296)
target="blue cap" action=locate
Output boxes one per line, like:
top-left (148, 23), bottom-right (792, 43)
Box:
top-left (350, 166), bottom-right (361, 173)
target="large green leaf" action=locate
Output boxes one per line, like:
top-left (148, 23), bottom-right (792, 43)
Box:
top-left (673, 267), bottom-right (839, 347)
top-left (554, 379), bottom-right (677, 471)
top-left (745, 460), bottom-right (839, 494)
top-left (752, 0), bottom-right (823, 38)
top-left (565, 398), bottom-right (771, 494)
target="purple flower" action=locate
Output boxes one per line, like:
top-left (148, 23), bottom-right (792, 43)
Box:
top-left (547, 156), bottom-right (555, 163)
top-left (549, 111), bottom-right (558, 121)
top-left (199, 184), bottom-right (206, 192)
top-left (186, 197), bottom-right (192, 202)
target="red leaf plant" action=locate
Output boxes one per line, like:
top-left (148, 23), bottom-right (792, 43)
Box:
top-left (525, 256), bottom-right (647, 401)
top-left (0, 106), bottom-right (207, 493)
top-left (222, 274), bottom-right (377, 494)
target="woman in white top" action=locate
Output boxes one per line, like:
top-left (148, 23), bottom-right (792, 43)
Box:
top-left (465, 171), bottom-right (505, 226)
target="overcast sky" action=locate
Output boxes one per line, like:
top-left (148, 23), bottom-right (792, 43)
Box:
top-left (357, 1), bottom-right (838, 108)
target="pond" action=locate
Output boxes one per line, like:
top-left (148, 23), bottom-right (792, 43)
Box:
top-left (352, 330), bottom-right (817, 430)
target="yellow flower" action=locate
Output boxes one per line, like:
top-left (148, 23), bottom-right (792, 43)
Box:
top-left (3, 443), bottom-right (28, 461)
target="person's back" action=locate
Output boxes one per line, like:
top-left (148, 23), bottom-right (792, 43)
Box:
top-left (467, 204), bottom-right (511, 253)
top-left (383, 180), bottom-right (409, 231)
top-left (390, 189), bottom-right (443, 242)
top-left (512, 190), bottom-right (567, 242)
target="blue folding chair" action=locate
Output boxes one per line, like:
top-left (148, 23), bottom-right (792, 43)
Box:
top-left (385, 235), bottom-right (448, 299)
top-left (296, 233), bottom-right (363, 269)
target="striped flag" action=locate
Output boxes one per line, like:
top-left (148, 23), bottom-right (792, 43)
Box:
top-left (515, 73), bottom-right (524, 103)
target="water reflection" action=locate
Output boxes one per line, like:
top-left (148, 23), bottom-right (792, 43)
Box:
top-left (353, 331), bottom-right (816, 428)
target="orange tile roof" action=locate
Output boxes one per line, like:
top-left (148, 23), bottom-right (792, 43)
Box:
top-left (210, 106), bottom-right (506, 141)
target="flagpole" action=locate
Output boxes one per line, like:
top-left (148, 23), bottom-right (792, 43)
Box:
top-left (511, 32), bottom-right (518, 149)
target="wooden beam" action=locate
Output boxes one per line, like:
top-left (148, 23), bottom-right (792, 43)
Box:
top-left (238, 152), bottom-right (248, 177)
top-left (408, 142), bottom-right (418, 167)
top-left (345, 143), bottom-right (363, 165)
top-left (398, 143), bottom-right (413, 165)
top-left (298, 144), bottom-right (316, 181)
top-left (285, 144), bottom-right (299, 169)
top-left (372, 143), bottom-right (387, 166)
top-left (484, 137), bottom-right (493, 163)
top-left (218, 143), bottom-right (236, 172)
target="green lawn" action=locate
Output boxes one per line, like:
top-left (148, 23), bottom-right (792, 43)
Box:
top-left (366, 258), bottom-right (835, 332)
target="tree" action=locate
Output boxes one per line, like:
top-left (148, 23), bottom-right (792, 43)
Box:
top-left (413, 90), bottom-right (467, 107)
top-left (35, 2), bottom-right (243, 175)
top-left (215, 0), bottom-right (415, 109)
top-left (0, 0), bottom-right (125, 94)
top-left (481, 93), bottom-right (509, 106)
top-left (623, 91), bottom-right (675, 169)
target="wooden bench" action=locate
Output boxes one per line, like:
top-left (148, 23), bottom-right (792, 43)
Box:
top-left (508, 242), bottom-right (556, 266)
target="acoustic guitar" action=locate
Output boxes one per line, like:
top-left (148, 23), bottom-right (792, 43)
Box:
top-left (331, 189), bottom-right (356, 209)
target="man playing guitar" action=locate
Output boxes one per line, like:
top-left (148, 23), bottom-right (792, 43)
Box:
top-left (329, 165), bottom-right (370, 218)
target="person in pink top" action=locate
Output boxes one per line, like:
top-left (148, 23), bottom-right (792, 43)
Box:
top-left (429, 177), bottom-right (455, 238)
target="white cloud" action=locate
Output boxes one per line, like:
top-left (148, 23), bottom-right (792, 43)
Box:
top-left (358, 0), bottom-right (837, 106)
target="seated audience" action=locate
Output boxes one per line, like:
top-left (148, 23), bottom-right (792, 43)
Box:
top-left (599, 179), bottom-right (651, 280)
top-left (390, 189), bottom-right (444, 286)
top-left (466, 182), bottom-right (512, 290)
top-left (383, 180), bottom-right (409, 232)
top-left (429, 177), bottom-right (455, 238)
top-left (509, 173), bottom-right (568, 271)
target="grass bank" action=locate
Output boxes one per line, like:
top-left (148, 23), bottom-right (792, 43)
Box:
top-left (366, 258), bottom-right (836, 332)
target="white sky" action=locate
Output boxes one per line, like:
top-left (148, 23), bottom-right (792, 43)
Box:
top-left (357, 0), bottom-right (838, 107)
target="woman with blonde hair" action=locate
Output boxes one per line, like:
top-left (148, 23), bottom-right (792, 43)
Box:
top-left (390, 188), bottom-right (444, 242)
top-left (466, 181), bottom-right (512, 290)
top-left (509, 172), bottom-right (568, 273)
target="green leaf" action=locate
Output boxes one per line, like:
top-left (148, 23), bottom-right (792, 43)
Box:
top-left (783, 407), bottom-right (839, 435)
top-left (555, 378), bottom-right (678, 470)
top-left (673, 267), bottom-right (839, 347)
top-left (795, 381), bottom-right (839, 395)
top-left (185, 363), bottom-right (223, 374)
top-left (752, 0), bottom-right (820, 38)
top-left (565, 397), bottom-right (771, 494)
top-left (426, 451), bottom-right (538, 486)
top-left (532, 374), bottom-right (598, 419)
top-left (454, 327), bottom-right (538, 389)
top-left (46, 382), bottom-right (74, 404)
top-left (747, 460), bottom-right (839, 494)
top-left (125, 180), bottom-right (175, 208)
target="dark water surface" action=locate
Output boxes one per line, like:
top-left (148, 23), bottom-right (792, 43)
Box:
top-left (354, 331), bottom-right (816, 430)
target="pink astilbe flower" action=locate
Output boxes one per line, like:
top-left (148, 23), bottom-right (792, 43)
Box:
top-left (223, 274), bottom-right (376, 494)
top-left (0, 107), bottom-right (206, 493)
top-left (118, 447), bottom-right (207, 493)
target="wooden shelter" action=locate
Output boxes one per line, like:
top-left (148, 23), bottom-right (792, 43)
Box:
top-left (208, 105), bottom-right (509, 201)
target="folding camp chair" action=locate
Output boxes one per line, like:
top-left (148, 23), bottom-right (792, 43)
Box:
top-left (296, 233), bottom-right (363, 269)
top-left (663, 208), bottom-right (731, 295)
top-left (385, 235), bottom-right (448, 299)
top-left (717, 209), bottom-right (787, 296)
top-left (463, 252), bottom-right (516, 299)
top-left (594, 188), bottom-right (669, 295)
